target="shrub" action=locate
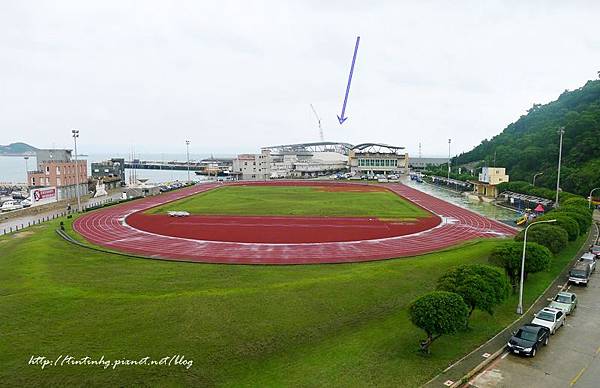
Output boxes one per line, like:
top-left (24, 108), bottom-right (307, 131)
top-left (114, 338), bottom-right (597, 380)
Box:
top-left (549, 210), bottom-right (591, 234)
top-left (489, 242), bottom-right (552, 288)
top-left (535, 214), bottom-right (579, 241)
top-left (515, 224), bottom-right (568, 253)
top-left (562, 197), bottom-right (590, 209)
top-left (409, 291), bottom-right (469, 353)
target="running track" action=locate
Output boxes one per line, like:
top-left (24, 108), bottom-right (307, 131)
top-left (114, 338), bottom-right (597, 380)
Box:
top-left (73, 182), bottom-right (517, 264)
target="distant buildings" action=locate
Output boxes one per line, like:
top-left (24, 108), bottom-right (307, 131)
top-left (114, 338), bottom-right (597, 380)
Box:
top-left (91, 158), bottom-right (125, 189)
top-left (471, 167), bottom-right (510, 197)
top-left (231, 150), bottom-right (271, 181)
top-left (409, 157), bottom-right (449, 171)
top-left (348, 143), bottom-right (409, 176)
top-left (27, 149), bottom-right (88, 201)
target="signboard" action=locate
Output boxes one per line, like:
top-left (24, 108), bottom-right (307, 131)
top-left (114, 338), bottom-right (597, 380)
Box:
top-left (30, 187), bottom-right (58, 207)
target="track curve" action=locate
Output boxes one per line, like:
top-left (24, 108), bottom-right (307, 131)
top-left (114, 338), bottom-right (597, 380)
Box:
top-left (73, 182), bottom-right (517, 264)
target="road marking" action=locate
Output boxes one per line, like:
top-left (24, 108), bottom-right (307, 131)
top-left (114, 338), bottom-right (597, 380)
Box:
top-left (443, 380), bottom-right (454, 386)
top-left (596, 345), bottom-right (600, 355)
top-left (482, 352), bottom-right (491, 358)
top-left (570, 367), bottom-right (586, 386)
top-left (501, 351), bottom-right (509, 359)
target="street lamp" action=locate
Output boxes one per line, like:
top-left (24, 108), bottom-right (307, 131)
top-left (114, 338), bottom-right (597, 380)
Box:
top-left (517, 219), bottom-right (557, 315)
top-left (72, 129), bottom-right (82, 212)
top-left (447, 138), bottom-right (451, 181)
top-left (555, 127), bottom-right (565, 208)
top-left (532, 172), bottom-right (543, 186)
top-left (185, 140), bottom-right (191, 182)
top-left (589, 187), bottom-right (600, 209)
top-left (24, 156), bottom-right (29, 186)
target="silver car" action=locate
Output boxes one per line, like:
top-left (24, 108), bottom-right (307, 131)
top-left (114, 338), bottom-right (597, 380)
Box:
top-left (549, 291), bottom-right (577, 315)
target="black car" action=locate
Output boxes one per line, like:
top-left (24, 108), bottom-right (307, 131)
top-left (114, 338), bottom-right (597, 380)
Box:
top-left (506, 324), bottom-right (550, 357)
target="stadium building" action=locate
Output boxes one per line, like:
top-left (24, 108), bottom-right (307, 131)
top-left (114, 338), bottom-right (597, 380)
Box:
top-left (348, 143), bottom-right (409, 176)
top-left (262, 142), bottom-right (352, 178)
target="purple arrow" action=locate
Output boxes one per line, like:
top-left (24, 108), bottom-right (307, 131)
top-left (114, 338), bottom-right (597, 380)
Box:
top-left (338, 36), bottom-right (360, 125)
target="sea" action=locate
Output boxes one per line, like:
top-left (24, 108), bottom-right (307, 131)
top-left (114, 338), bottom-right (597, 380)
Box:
top-left (0, 153), bottom-right (224, 186)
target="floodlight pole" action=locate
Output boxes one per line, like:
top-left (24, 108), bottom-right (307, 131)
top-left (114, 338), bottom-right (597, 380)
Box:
top-left (72, 129), bottom-right (82, 212)
top-left (517, 219), bottom-right (557, 315)
top-left (447, 139), bottom-right (451, 181)
top-left (24, 156), bottom-right (29, 186)
top-left (589, 187), bottom-right (600, 209)
top-left (555, 127), bottom-right (564, 208)
top-left (185, 140), bottom-right (191, 182)
top-left (532, 172), bottom-right (543, 186)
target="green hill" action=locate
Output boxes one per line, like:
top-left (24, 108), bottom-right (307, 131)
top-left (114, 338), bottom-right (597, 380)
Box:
top-left (454, 79), bottom-right (600, 197)
top-left (0, 142), bottom-right (38, 155)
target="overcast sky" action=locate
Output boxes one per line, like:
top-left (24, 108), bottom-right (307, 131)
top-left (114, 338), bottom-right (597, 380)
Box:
top-left (1, 0), bottom-right (599, 157)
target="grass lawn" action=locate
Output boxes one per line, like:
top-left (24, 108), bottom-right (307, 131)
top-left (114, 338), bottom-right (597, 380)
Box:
top-left (147, 185), bottom-right (430, 219)
top-left (0, 218), bottom-right (587, 387)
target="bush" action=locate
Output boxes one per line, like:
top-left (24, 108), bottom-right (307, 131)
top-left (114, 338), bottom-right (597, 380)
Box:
top-left (437, 264), bottom-right (510, 319)
top-left (489, 242), bottom-right (552, 288)
top-left (549, 210), bottom-right (591, 234)
top-left (535, 214), bottom-right (579, 241)
top-left (515, 224), bottom-right (568, 253)
top-left (409, 291), bottom-right (469, 353)
top-left (562, 197), bottom-right (590, 209)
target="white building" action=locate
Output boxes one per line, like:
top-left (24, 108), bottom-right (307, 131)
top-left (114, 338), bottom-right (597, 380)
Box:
top-left (348, 143), bottom-right (409, 176)
top-left (232, 150), bottom-right (271, 181)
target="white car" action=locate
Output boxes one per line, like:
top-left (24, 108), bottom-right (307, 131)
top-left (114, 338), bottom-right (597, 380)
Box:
top-left (579, 252), bottom-right (597, 273)
top-left (548, 292), bottom-right (577, 315)
top-left (20, 199), bottom-right (32, 208)
top-left (1, 200), bottom-right (23, 212)
top-left (531, 307), bottom-right (566, 334)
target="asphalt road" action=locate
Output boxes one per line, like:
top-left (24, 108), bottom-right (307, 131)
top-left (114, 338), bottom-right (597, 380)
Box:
top-left (469, 219), bottom-right (600, 388)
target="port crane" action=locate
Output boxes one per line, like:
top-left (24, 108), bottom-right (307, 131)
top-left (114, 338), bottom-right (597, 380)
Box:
top-left (310, 104), bottom-right (324, 142)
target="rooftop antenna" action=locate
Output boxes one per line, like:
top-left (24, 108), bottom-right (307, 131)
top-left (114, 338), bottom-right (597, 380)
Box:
top-left (310, 104), bottom-right (324, 142)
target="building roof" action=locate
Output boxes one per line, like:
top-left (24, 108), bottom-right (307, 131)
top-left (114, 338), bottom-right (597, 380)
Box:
top-left (351, 143), bottom-right (405, 153)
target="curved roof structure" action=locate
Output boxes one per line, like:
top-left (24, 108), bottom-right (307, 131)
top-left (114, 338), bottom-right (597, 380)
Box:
top-left (262, 141), bottom-right (354, 155)
top-left (351, 143), bottom-right (405, 154)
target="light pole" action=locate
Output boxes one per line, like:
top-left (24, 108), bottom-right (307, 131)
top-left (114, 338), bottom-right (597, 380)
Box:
top-left (185, 140), bottom-right (191, 182)
top-left (447, 138), bottom-right (451, 181)
top-left (589, 187), bottom-right (600, 209)
top-left (555, 127), bottom-right (564, 208)
top-left (72, 129), bottom-right (82, 212)
top-left (24, 156), bottom-right (29, 186)
top-left (532, 172), bottom-right (543, 186)
top-left (517, 219), bottom-right (557, 315)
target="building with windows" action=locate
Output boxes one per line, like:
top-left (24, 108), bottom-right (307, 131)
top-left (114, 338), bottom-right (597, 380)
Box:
top-left (348, 143), bottom-right (409, 176)
top-left (91, 158), bottom-right (126, 186)
top-left (232, 150), bottom-right (271, 180)
top-left (470, 167), bottom-right (510, 197)
top-left (263, 142), bottom-right (351, 178)
top-left (27, 149), bottom-right (88, 200)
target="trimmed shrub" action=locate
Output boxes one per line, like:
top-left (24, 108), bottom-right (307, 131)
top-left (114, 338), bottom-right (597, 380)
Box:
top-left (489, 242), bottom-right (552, 288)
top-left (515, 224), bottom-right (568, 253)
top-left (535, 214), bottom-right (579, 241)
top-left (550, 210), bottom-right (591, 234)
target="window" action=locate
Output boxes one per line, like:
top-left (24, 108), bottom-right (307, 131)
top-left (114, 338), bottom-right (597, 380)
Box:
top-left (57, 177), bottom-right (61, 186)
top-left (46, 166), bottom-right (50, 174)
top-left (56, 166), bottom-right (61, 175)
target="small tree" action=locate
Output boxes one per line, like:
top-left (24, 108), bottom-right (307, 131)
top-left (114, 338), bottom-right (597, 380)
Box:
top-left (409, 291), bottom-right (469, 354)
top-left (515, 224), bottom-right (568, 254)
top-left (437, 265), bottom-right (510, 320)
top-left (489, 242), bottom-right (552, 289)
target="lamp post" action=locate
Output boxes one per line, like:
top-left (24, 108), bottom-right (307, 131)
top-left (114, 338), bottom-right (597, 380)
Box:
top-left (532, 172), bottom-right (543, 186)
top-left (24, 156), bottom-right (29, 186)
top-left (555, 127), bottom-right (564, 208)
top-left (589, 187), bottom-right (600, 209)
top-left (185, 140), bottom-right (191, 182)
top-left (72, 129), bottom-right (82, 212)
top-left (517, 219), bottom-right (557, 315)
top-left (447, 138), bottom-right (451, 181)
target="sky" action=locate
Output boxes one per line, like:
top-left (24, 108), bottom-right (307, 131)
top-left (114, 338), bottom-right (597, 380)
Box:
top-left (1, 0), bottom-right (599, 157)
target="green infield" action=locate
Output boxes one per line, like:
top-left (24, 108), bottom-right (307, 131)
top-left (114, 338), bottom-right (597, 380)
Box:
top-left (147, 185), bottom-right (430, 219)
top-left (0, 220), bottom-right (587, 387)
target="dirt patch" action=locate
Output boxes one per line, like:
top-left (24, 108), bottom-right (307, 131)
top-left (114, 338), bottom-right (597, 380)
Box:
top-left (12, 230), bottom-right (34, 239)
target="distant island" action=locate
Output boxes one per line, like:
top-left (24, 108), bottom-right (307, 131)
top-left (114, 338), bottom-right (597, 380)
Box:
top-left (0, 142), bottom-right (38, 156)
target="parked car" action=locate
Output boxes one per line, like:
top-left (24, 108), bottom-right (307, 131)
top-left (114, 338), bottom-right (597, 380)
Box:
top-left (531, 307), bottom-right (566, 334)
top-left (1, 200), bottom-right (23, 212)
top-left (590, 245), bottom-right (600, 259)
top-left (548, 291), bottom-right (577, 315)
top-left (20, 199), bottom-right (32, 208)
top-left (579, 252), bottom-right (597, 273)
top-left (569, 261), bottom-right (591, 286)
top-left (507, 324), bottom-right (550, 357)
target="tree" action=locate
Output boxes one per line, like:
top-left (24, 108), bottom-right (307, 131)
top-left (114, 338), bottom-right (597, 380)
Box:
top-left (535, 214), bottom-right (580, 241)
top-left (437, 265), bottom-right (510, 320)
top-left (550, 210), bottom-right (591, 234)
top-left (409, 291), bottom-right (469, 354)
top-left (514, 224), bottom-right (568, 254)
top-left (489, 242), bottom-right (552, 288)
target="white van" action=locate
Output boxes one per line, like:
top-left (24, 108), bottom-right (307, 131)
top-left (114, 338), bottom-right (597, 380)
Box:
top-left (1, 200), bottom-right (23, 212)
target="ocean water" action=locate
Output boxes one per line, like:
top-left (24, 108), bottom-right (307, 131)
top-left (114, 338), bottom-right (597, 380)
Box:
top-left (0, 153), bottom-right (226, 185)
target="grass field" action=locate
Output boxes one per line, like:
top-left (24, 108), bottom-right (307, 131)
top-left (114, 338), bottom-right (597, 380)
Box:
top-left (147, 185), bottom-right (430, 219)
top-left (0, 217), bottom-right (588, 387)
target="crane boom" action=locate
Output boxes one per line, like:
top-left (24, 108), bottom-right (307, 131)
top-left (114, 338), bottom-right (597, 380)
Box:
top-left (310, 104), bottom-right (324, 142)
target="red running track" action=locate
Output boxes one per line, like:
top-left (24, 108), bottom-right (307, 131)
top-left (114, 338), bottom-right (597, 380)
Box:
top-left (73, 182), bottom-right (517, 264)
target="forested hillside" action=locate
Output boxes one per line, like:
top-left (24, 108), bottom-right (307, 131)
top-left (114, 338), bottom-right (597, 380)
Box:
top-left (454, 79), bottom-right (600, 196)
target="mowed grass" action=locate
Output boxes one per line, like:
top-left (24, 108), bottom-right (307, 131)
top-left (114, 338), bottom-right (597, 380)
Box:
top-left (147, 185), bottom-right (430, 219)
top-left (0, 219), bottom-right (587, 387)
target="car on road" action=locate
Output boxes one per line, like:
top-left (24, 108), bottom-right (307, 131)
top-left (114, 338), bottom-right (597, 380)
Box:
top-left (548, 291), bottom-right (577, 315)
top-left (1, 200), bottom-right (23, 212)
top-left (579, 252), bottom-right (597, 273)
top-left (20, 199), bottom-right (32, 208)
top-left (569, 261), bottom-right (591, 286)
top-left (590, 244), bottom-right (600, 259)
top-left (507, 324), bottom-right (550, 357)
top-left (531, 307), bottom-right (566, 334)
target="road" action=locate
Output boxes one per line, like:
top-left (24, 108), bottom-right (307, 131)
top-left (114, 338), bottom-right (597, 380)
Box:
top-left (0, 192), bottom-right (122, 235)
top-left (469, 216), bottom-right (600, 388)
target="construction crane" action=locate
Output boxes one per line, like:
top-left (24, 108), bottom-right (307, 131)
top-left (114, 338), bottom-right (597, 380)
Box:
top-left (310, 104), bottom-right (324, 142)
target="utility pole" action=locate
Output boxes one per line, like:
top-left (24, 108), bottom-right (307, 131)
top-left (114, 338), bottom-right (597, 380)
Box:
top-left (418, 142), bottom-right (422, 159)
top-left (555, 127), bottom-right (565, 208)
top-left (72, 129), bottom-right (82, 212)
top-left (185, 140), bottom-right (191, 182)
top-left (447, 139), bottom-right (451, 181)
top-left (24, 156), bottom-right (29, 186)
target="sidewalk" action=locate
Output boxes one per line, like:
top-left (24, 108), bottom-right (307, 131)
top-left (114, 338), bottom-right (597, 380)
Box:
top-left (424, 212), bottom-right (600, 388)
